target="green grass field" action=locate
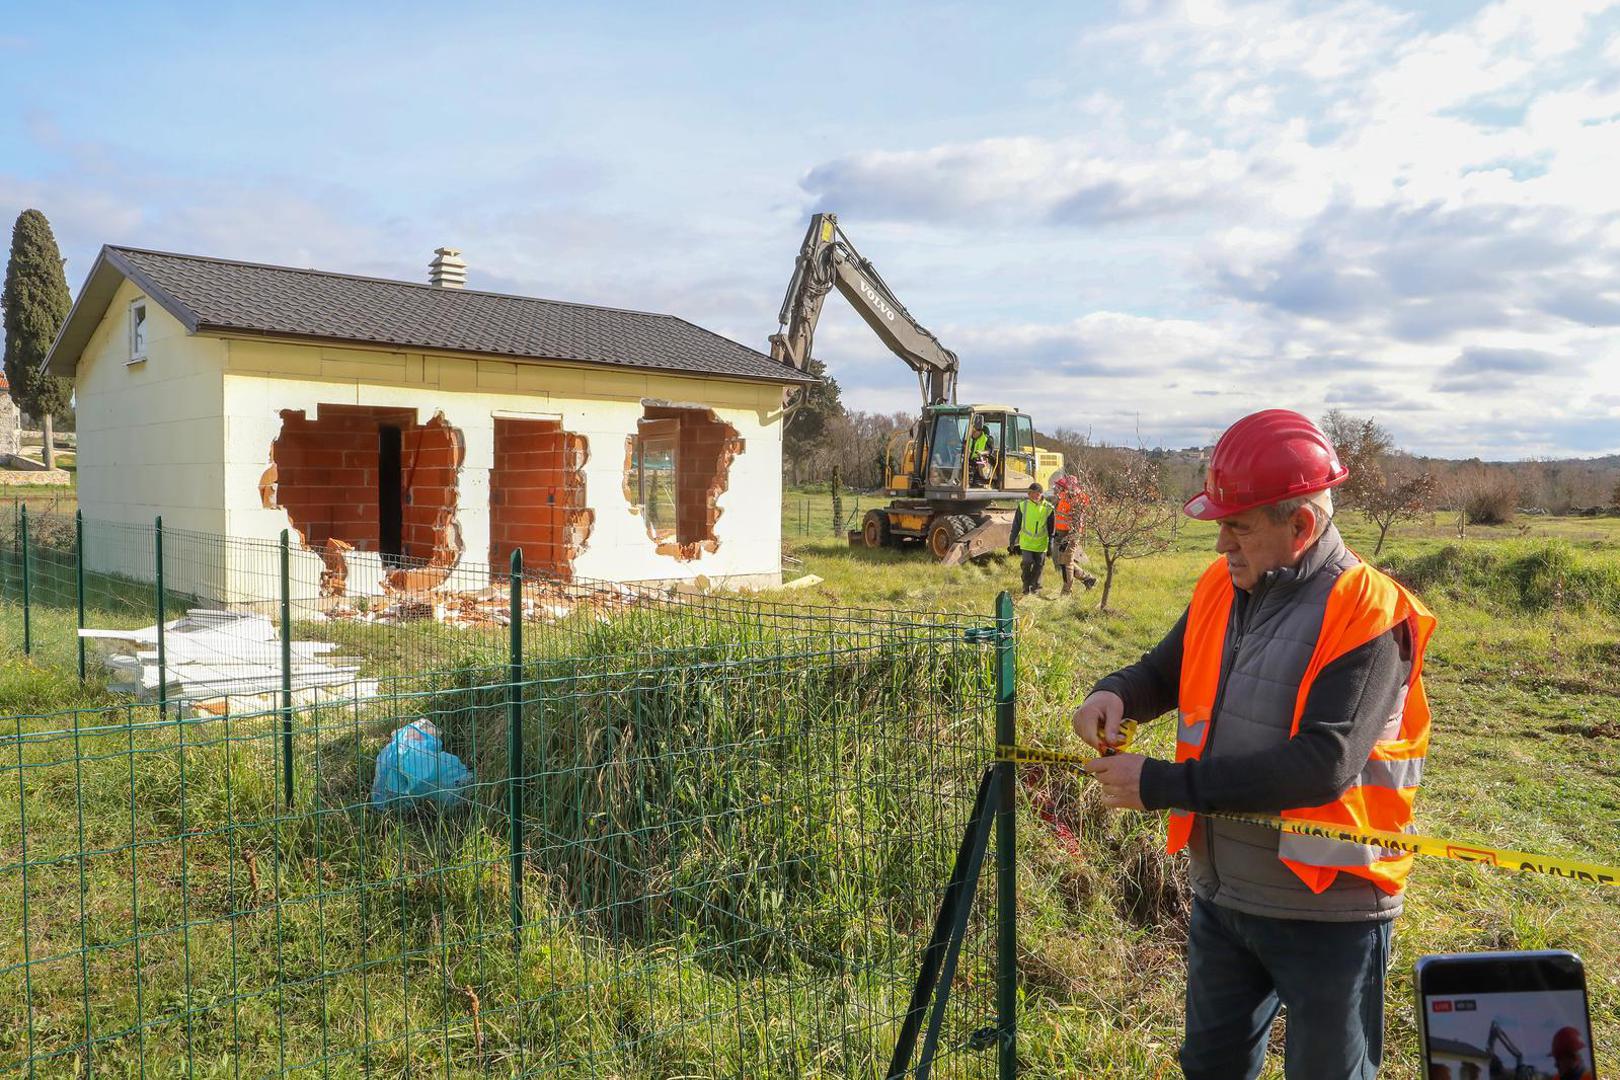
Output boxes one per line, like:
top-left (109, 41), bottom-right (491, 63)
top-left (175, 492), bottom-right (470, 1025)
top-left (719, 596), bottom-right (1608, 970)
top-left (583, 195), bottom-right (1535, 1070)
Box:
top-left (0, 490), bottom-right (1616, 1077)
top-left (783, 490), bottom-right (1620, 1077)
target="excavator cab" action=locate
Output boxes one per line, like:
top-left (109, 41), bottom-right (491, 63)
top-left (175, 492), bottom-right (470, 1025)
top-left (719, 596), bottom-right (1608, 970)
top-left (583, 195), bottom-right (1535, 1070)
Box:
top-left (891, 405), bottom-right (1059, 498)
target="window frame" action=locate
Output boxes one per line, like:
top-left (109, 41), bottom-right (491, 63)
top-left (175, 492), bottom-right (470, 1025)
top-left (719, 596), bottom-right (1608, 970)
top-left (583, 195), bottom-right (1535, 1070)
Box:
top-left (127, 299), bottom-right (149, 364)
top-left (630, 419), bottom-right (680, 540)
top-left (1015, 415), bottom-right (1036, 454)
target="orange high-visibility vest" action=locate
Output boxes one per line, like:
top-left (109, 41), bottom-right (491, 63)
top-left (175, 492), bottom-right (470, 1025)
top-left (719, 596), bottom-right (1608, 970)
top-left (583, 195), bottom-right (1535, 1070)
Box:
top-left (1054, 492), bottom-right (1087, 533)
top-left (1168, 557), bottom-right (1436, 895)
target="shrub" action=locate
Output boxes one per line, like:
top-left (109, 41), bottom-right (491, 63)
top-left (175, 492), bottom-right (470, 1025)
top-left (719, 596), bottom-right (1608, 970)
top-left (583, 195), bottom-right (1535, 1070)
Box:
top-left (1382, 540), bottom-right (1620, 616)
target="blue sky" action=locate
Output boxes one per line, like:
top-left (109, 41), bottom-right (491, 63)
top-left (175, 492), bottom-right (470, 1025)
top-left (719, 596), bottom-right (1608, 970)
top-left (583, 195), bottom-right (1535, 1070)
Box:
top-left (3, 0), bottom-right (1618, 457)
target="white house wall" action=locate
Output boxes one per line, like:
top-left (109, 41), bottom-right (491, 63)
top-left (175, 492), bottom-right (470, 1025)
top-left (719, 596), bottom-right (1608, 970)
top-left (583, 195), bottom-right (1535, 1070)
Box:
top-left (220, 337), bottom-right (785, 600)
top-left (74, 279), bottom-right (228, 593)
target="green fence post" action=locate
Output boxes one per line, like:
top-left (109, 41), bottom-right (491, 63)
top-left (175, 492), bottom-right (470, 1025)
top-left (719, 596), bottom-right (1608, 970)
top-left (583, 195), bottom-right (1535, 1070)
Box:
top-left (508, 547), bottom-right (525, 946)
top-left (155, 517), bottom-right (167, 719)
top-left (75, 510), bottom-right (86, 681)
top-left (994, 589), bottom-right (1017, 1078)
top-left (280, 530), bottom-right (294, 808)
top-left (19, 503), bottom-right (30, 656)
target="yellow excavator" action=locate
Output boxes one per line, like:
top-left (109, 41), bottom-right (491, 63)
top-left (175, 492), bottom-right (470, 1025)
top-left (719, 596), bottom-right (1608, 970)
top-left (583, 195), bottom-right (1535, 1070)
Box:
top-left (770, 213), bottom-right (1064, 563)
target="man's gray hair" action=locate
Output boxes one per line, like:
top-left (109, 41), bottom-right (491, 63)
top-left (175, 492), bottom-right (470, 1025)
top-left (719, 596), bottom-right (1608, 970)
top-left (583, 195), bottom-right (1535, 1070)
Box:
top-left (1263, 488), bottom-right (1334, 539)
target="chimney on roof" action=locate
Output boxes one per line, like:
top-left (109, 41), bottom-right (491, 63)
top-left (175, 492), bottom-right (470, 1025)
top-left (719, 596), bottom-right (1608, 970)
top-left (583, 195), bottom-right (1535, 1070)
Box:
top-left (428, 247), bottom-right (467, 289)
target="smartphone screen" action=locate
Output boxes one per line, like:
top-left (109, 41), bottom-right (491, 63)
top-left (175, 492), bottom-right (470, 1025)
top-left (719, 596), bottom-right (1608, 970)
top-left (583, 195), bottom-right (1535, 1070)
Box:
top-left (1417, 951), bottom-right (1595, 1080)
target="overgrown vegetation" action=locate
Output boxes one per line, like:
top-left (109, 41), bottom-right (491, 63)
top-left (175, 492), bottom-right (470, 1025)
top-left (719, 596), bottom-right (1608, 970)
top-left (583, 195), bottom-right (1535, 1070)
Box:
top-left (780, 490), bottom-right (1620, 1078)
top-left (1384, 539), bottom-right (1620, 618)
top-left (0, 576), bottom-right (1001, 1076)
top-left (2, 500), bottom-right (1618, 1077)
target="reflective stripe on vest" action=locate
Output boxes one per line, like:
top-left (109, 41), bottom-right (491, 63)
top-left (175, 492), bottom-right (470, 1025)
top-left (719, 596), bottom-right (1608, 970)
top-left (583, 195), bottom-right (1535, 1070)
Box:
top-left (1277, 823), bottom-right (1418, 868)
top-left (1169, 557), bottom-right (1436, 897)
top-left (1019, 500), bottom-right (1053, 553)
top-left (1176, 709), bottom-right (1208, 749)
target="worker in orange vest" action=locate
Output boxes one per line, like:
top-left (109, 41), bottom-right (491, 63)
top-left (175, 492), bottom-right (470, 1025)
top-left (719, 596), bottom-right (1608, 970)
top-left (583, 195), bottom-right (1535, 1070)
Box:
top-left (1050, 474), bottom-right (1097, 595)
top-left (1070, 409), bottom-right (1436, 1080)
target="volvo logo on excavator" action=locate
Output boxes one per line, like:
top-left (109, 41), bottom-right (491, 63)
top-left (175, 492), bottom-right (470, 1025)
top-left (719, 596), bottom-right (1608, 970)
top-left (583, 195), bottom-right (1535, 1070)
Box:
top-left (857, 280), bottom-right (896, 321)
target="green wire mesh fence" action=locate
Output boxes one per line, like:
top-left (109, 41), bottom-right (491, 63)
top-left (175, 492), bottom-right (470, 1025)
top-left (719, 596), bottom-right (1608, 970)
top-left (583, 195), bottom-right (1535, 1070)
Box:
top-left (0, 510), bottom-right (1014, 1077)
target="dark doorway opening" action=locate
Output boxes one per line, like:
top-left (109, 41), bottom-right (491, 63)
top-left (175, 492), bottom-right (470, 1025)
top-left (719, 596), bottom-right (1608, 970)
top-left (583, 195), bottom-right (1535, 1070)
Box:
top-left (378, 425), bottom-right (403, 566)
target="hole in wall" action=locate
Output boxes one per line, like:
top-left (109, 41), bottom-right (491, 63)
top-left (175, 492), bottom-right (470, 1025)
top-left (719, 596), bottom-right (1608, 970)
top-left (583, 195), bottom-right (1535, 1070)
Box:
top-left (489, 417), bottom-right (592, 580)
top-left (623, 405), bottom-right (742, 561)
top-left (264, 404), bottom-right (464, 595)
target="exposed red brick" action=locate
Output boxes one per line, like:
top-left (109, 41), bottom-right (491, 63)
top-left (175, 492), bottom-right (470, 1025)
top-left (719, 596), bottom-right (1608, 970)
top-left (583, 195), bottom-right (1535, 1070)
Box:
top-left (629, 406), bottom-right (741, 561)
top-left (269, 406), bottom-right (464, 590)
top-left (489, 417), bottom-right (590, 580)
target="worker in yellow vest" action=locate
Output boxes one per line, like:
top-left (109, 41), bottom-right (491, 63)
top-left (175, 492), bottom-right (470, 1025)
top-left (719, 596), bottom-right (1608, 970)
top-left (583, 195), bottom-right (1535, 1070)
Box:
top-left (969, 417), bottom-right (996, 487)
top-left (1008, 482), bottom-right (1054, 595)
top-left (1051, 474), bottom-right (1098, 594)
top-left (1070, 409), bottom-right (1436, 1080)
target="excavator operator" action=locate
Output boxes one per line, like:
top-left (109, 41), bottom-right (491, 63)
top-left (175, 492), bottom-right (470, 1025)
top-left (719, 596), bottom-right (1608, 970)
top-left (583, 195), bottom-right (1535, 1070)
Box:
top-left (969, 417), bottom-right (996, 487)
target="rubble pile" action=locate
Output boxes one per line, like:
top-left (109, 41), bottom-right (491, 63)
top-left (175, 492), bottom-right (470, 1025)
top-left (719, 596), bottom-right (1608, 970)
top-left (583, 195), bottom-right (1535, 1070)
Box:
top-left (321, 579), bottom-right (648, 628)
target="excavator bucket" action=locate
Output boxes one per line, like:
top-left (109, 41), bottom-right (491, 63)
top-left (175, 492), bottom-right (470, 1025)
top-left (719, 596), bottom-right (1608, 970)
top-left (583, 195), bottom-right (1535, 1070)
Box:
top-left (941, 514), bottom-right (1012, 567)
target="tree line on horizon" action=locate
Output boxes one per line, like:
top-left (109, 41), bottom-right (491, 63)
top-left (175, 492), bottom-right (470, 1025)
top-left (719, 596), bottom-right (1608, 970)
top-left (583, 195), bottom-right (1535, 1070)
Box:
top-left (784, 362), bottom-right (1620, 547)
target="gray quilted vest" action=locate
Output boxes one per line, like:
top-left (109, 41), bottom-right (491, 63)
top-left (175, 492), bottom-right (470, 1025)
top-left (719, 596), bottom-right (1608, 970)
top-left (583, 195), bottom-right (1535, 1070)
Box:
top-left (1185, 524), bottom-right (1405, 923)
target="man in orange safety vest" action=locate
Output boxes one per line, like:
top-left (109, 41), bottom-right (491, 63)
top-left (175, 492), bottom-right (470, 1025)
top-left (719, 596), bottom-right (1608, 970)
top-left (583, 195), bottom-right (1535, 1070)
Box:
top-left (1050, 474), bottom-right (1097, 595)
top-left (1071, 409), bottom-right (1436, 1080)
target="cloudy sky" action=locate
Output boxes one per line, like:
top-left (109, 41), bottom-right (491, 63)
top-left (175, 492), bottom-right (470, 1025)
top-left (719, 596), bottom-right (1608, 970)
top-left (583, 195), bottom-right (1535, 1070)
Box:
top-left (3, 1), bottom-right (1618, 457)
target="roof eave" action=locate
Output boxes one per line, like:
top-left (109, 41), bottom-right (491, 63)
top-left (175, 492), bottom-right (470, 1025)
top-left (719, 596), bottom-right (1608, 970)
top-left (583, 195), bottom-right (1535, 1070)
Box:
top-left (42, 246), bottom-right (202, 380)
top-left (201, 325), bottom-right (821, 386)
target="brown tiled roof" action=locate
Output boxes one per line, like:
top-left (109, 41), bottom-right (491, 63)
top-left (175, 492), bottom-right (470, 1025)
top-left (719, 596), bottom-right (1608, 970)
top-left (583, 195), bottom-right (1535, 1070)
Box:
top-left (60, 246), bottom-right (809, 385)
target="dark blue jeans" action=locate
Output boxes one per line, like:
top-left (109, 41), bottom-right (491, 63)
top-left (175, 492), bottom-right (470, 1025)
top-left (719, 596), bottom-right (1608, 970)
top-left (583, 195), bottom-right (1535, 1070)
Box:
top-left (1180, 896), bottom-right (1392, 1080)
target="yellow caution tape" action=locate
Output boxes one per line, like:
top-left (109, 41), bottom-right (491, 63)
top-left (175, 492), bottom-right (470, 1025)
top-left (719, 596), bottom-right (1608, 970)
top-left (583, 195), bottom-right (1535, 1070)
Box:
top-left (996, 743), bottom-right (1620, 887)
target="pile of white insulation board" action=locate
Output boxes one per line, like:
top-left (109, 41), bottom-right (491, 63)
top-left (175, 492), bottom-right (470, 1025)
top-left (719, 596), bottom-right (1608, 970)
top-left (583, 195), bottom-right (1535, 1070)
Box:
top-left (80, 609), bottom-right (377, 715)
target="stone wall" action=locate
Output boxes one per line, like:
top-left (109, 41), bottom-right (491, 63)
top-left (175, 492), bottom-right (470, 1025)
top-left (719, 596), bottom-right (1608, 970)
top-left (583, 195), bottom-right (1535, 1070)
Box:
top-left (0, 392), bottom-right (20, 458)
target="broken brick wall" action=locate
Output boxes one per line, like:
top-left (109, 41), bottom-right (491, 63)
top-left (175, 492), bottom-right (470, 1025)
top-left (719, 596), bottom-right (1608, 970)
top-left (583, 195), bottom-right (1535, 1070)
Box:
top-left (637, 406), bottom-right (743, 560)
top-left (489, 417), bottom-right (592, 578)
top-left (267, 404), bottom-right (463, 567)
top-left (400, 415), bottom-right (465, 565)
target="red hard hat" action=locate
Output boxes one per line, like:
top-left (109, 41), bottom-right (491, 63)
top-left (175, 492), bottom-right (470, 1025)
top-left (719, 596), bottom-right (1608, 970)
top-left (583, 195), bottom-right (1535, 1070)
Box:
top-left (1183, 409), bottom-right (1349, 520)
top-left (1552, 1026), bottom-right (1587, 1056)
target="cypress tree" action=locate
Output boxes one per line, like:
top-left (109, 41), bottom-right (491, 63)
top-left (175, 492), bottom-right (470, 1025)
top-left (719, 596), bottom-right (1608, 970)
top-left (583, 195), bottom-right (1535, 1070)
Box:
top-left (2, 209), bottom-right (74, 468)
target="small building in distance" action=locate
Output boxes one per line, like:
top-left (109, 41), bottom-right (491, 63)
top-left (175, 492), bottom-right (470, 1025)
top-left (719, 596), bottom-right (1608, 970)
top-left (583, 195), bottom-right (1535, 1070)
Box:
top-left (44, 245), bottom-right (810, 601)
top-left (0, 373), bottom-right (20, 460)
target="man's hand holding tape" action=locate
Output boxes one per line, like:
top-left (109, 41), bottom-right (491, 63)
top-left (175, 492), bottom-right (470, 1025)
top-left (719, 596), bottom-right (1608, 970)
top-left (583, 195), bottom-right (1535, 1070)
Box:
top-left (1072, 690), bottom-right (1144, 810)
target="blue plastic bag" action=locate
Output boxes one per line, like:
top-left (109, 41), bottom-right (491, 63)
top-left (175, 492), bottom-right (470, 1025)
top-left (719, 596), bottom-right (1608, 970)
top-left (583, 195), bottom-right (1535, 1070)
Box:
top-left (370, 719), bottom-right (472, 810)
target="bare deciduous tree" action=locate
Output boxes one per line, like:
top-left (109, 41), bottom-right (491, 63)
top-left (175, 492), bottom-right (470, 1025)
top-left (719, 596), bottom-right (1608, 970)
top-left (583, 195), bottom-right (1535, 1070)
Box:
top-left (1320, 411), bottom-right (1437, 554)
top-left (1361, 460), bottom-right (1437, 556)
top-left (1078, 450), bottom-right (1176, 612)
top-left (1320, 410), bottom-right (1395, 509)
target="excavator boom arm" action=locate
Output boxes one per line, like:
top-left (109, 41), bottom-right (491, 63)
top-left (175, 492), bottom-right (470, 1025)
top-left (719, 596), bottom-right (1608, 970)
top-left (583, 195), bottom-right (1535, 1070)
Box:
top-left (770, 213), bottom-right (959, 405)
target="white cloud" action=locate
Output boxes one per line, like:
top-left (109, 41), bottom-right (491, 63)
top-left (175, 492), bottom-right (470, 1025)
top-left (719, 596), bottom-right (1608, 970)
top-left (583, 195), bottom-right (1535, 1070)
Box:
top-left (796, 0), bottom-right (1620, 456)
top-left (802, 137), bottom-right (1251, 227)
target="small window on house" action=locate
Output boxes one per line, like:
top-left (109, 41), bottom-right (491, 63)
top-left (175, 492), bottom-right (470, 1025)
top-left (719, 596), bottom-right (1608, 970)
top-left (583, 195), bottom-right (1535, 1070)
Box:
top-left (128, 301), bottom-right (148, 362)
top-left (629, 419), bottom-right (679, 539)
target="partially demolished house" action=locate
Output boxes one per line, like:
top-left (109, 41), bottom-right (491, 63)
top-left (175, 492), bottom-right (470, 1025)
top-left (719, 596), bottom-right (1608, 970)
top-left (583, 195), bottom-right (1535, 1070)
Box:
top-left (44, 245), bottom-right (811, 602)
